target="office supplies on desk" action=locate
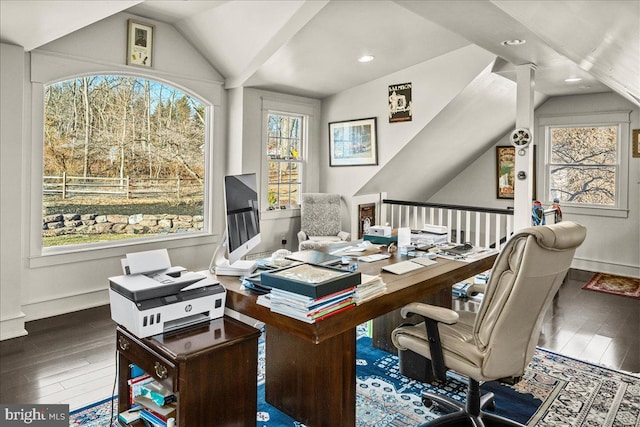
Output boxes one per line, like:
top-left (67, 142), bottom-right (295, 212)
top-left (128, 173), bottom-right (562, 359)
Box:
top-left (109, 249), bottom-right (226, 338)
top-left (381, 260), bottom-right (425, 275)
top-left (381, 256), bottom-right (437, 274)
top-left (410, 257), bottom-right (437, 267)
top-left (367, 225), bottom-right (392, 236)
top-left (358, 253), bottom-right (391, 262)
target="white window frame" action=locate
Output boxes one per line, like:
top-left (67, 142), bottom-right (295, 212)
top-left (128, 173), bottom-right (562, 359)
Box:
top-left (260, 97), bottom-right (315, 218)
top-left (539, 111), bottom-right (630, 218)
top-left (28, 52), bottom-right (222, 268)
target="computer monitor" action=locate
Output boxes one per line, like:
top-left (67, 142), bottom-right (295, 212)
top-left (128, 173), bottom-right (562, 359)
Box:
top-left (224, 173), bottom-right (261, 264)
top-left (210, 173), bottom-right (261, 276)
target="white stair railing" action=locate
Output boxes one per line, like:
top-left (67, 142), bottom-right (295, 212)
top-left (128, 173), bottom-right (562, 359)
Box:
top-left (381, 199), bottom-right (515, 250)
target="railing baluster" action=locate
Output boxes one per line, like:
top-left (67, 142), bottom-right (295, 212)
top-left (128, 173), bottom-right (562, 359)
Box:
top-left (485, 214), bottom-right (491, 248)
top-left (495, 214), bottom-right (502, 250)
top-left (465, 211), bottom-right (471, 245)
top-left (455, 210), bottom-right (462, 243)
top-left (475, 212), bottom-right (481, 247)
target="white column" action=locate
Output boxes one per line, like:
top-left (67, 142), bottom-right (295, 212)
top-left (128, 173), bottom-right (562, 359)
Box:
top-left (513, 64), bottom-right (536, 232)
top-left (1, 43), bottom-right (27, 340)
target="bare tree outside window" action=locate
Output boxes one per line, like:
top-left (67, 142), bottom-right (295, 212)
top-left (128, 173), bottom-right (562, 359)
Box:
top-left (266, 113), bottom-right (303, 209)
top-left (43, 75), bottom-right (207, 248)
top-left (548, 125), bottom-right (617, 206)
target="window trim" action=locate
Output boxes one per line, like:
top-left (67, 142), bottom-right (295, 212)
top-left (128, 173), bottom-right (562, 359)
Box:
top-left (538, 111), bottom-right (631, 218)
top-left (28, 53), bottom-right (223, 268)
top-left (260, 97), bottom-right (315, 217)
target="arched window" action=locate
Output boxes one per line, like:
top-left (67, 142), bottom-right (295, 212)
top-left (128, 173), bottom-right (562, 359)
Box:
top-left (43, 75), bottom-right (207, 248)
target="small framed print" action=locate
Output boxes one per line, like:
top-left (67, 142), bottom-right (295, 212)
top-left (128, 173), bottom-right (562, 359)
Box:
top-left (358, 203), bottom-right (376, 239)
top-left (127, 19), bottom-right (154, 67)
top-left (496, 146), bottom-right (536, 199)
top-left (633, 129), bottom-right (640, 158)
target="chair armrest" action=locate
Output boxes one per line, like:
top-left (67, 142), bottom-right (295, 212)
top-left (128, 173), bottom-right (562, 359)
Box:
top-left (337, 231), bottom-right (350, 241)
top-left (468, 283), bottom-right (486, 294)
top-left (297, 230), bottom-right (308, 242)
top-left (400, 302), bottom-right (459, 324)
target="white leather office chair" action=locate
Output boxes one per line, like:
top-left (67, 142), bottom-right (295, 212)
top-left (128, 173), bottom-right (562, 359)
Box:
top-left (392, 221), bottom-right (587, 426)
top-left (297, 193), bottom-right (350, 250)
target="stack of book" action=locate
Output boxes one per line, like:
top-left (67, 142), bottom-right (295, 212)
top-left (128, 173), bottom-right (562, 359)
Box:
top-left (123, 372), bottom-right (177, 427)
top-left (354, 274), bottom-right (387, 304)
top-left (270, 287), bottom-right (356, 322)
top-left (270, 287), bottom-right (356, 323)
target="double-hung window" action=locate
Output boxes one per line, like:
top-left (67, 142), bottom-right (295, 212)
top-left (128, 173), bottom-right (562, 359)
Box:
top-left (540, 111), bottom-right (630, 217)
top-left (266, 111), bottom-right (304, 210)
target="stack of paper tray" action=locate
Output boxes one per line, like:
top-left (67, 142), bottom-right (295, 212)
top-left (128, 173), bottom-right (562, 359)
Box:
top-left (260, 263), bottom-right (361, 299)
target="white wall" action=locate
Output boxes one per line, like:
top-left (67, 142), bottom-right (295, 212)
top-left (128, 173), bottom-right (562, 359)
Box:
top-left (431, 93), bottom-right (640, 277)
top-left (319, 44), bottom-right (499, 233)
top-left (0, 13), bottom-right (227, 339)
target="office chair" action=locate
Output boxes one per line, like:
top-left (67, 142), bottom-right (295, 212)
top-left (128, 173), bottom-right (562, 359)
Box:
top-left (392, 221), bottom-right (587, 426)
top-left (297, 193), bottom-right (350, 250)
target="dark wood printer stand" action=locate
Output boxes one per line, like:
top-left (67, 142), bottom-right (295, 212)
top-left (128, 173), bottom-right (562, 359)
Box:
top-left (116, 316), bottom-right (260, 426)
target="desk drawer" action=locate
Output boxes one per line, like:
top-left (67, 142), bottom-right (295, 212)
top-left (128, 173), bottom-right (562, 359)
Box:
top-left (117, 329), bottom-right (177, 392)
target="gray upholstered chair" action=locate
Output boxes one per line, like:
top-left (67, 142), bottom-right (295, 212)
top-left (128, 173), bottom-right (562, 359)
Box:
top-left (392, 221), bottom-right (587, 426)
top-left (297, 193), bottom-right (350, 251)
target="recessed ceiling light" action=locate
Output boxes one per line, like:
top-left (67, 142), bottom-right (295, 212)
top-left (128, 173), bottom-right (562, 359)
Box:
top-left (358, 55), bottom-right (374, 63)
top-left (501, 39), bottom-right (526, 46)
top-left (564, 77), bottom-right (583, 82)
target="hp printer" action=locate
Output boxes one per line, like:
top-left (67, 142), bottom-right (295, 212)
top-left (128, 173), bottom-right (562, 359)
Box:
top-left (109, 249), bottom-right (226, 338)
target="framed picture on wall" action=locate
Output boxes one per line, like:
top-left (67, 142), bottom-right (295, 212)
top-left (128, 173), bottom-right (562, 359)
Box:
top-left (329, 117), bottom-right (378, 166)
top-left (633, 129), bottom-right (640, 158)
top-left (127, 19), bottom-right (154, 67)
top-left (496, 146), bottom-right (536, 199)
top-left (358, 203), bottom-right (376, 238)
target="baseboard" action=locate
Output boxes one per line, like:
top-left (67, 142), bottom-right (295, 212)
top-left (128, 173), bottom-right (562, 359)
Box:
top-left (572, 257), bottom-right (640, 278)
top-left (0, 312), bottom-right (27, 341)
top-left (22, 288), bottom-right (110, 323)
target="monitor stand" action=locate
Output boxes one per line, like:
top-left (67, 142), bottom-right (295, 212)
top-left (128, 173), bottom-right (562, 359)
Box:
top-left (209, 232), bottom-right (257, 277)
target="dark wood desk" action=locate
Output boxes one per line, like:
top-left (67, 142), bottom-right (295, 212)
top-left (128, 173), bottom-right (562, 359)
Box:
top-left (218, 252), bottom-right (496, 427)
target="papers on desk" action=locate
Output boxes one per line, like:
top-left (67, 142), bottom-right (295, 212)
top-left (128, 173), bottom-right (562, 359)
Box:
top-left (355, 274), bottom-right (386, 304)
top-left (437, 247), bottom-right (498, 263)
top-left (381, 257), bottom-right (438, 274)
top-left (357, 253), bottom-right (390, 262)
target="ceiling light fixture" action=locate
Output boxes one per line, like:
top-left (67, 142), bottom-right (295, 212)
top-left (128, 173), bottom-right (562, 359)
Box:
top-left (564, 77), bottom-right (583, 82)
top-left (501, 39), bottom-right (526, 46)
top-left (358, 55), bottom-right (374, 63)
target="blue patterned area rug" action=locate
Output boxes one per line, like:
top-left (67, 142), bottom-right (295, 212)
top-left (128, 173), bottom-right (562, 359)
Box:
top-left (70, 329), bottom-right (640, 426)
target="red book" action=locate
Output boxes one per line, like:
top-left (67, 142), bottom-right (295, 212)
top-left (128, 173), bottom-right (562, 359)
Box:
top-left (316, 303), bottom-right (355, 321)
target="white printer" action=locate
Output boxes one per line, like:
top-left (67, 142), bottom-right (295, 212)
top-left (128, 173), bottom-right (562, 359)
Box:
top-left (109, 249), bottom-right (226, 338)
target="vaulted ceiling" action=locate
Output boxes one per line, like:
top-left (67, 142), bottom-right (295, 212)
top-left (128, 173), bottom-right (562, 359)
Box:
top-left (1, 0), bottom-right (638, 105)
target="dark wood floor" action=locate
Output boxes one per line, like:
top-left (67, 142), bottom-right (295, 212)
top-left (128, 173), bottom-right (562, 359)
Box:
top-left (0, 269), bottom-right (638, 411)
